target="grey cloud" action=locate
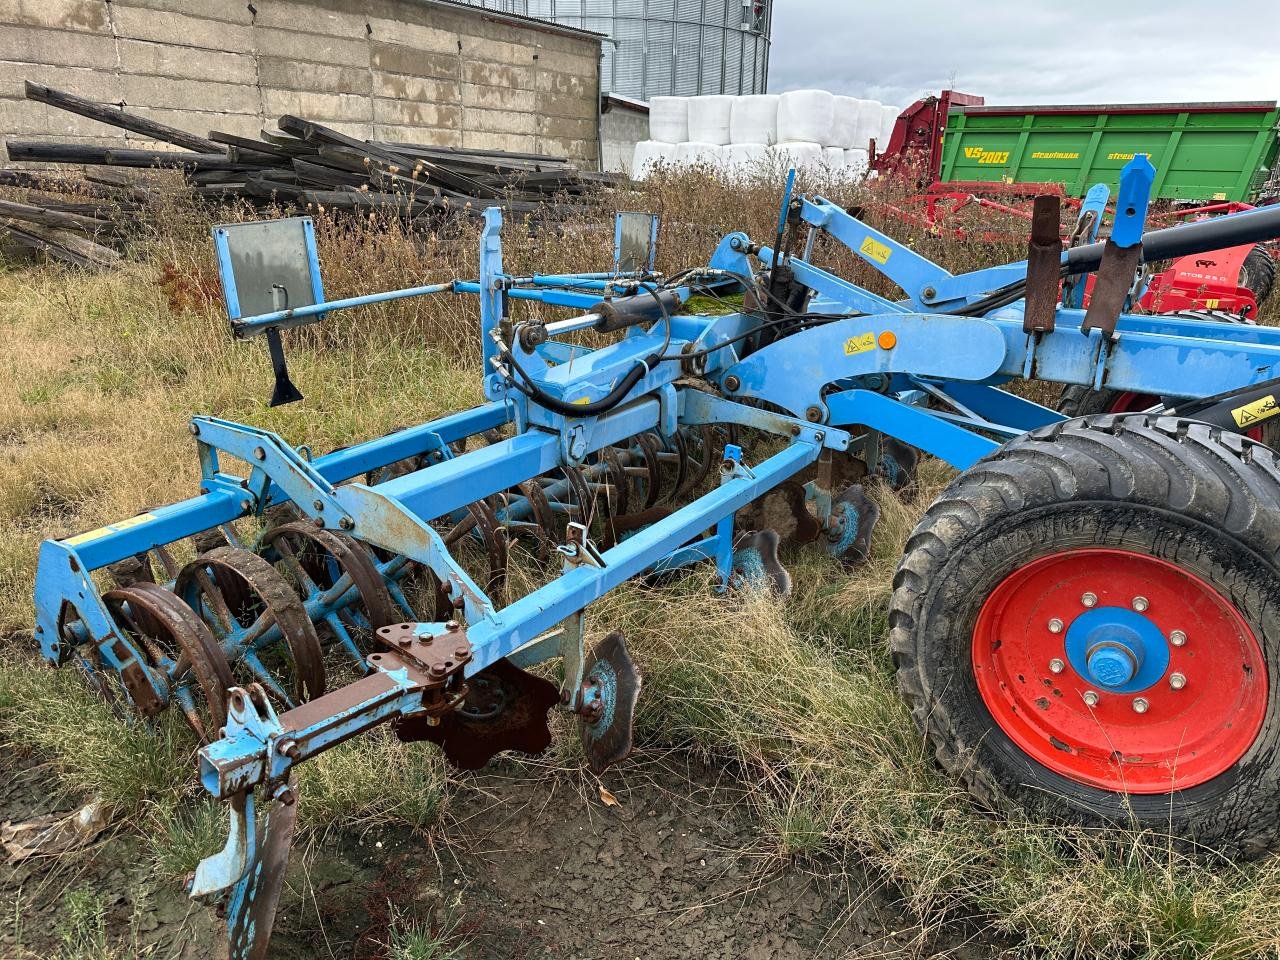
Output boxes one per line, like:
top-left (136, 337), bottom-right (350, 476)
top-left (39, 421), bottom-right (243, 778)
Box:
top-left (768, 1), bottom-right (1280, 108)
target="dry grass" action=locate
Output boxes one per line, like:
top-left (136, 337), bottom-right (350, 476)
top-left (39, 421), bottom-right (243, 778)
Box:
top-left (1, 169), bottom-right (1279, 959)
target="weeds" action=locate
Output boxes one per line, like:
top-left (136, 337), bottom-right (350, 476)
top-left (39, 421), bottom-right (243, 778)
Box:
top-left (1, 168), bottom-right (1278, 959)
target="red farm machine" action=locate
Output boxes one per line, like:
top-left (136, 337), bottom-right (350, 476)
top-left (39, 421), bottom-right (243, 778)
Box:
top-left (871, 93), bottom-right (1280, 318)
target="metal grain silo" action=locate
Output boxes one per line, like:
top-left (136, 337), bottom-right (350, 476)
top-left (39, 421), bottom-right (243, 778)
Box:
top-left (451, 0), bottom-right (772, 99)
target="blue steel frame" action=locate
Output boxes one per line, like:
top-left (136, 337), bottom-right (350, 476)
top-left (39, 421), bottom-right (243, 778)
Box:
top-left (29, 161), bottom-right (1280, 943)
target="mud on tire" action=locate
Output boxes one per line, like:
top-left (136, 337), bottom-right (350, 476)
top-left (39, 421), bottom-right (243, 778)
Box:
top-left (890, 414), bottom-right (1280, 858)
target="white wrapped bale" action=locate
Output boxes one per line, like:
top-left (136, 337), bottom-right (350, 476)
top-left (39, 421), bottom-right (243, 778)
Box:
top-left (880, 104), bottom-right (901, 145)
top-left (649, 96), bottom-right (689, 143)
top-left (687, 95), bottom-right (735, 145)
top-left (777, 90), bottom-right (835, 145)
top-left (631, 140), bottom-right (673, 180)
top-left (845, 148), bottom-right (870, 178)
top-left (672, 141), bottom-right (726, 169)
top-left (730, 94), bottom-right (780, 145)
top-left (822, 146), bottom-right (847, 170)
top-left (770, 141), bottom-right (824, 175)
top-left (831, 96), bottom-right (861, 148)
top-left (726, 142), bottom-right (770, 175)
top-left (854, 99), bottom-right (883, 150)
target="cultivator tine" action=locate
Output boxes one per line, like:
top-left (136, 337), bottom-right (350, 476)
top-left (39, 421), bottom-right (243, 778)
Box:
top-left (1023, 195), bottom-right (1064, 334)
top-left (394, 657), bottom-right (560, 769)
top-left (578, 632), bottom-right (642, 774)
top-left (225, 785), bottom-right (298, 960)
top-left (1083, 155), bottom-right (1156, 337)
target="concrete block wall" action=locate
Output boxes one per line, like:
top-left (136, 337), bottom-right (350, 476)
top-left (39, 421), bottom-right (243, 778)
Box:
top-left (0, 0), bottom-right (602, 165)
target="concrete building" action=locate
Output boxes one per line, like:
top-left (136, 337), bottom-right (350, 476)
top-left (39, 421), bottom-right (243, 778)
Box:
top-left (453, 0), bottom-right (773, 100)
top-left (600, 92), bottom-right (647, 172)
top-left (0, 0), bottom-right (605, 166)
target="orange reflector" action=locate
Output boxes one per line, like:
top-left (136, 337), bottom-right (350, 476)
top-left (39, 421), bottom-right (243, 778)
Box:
top-left (878, 331), bottom-right (897, 350)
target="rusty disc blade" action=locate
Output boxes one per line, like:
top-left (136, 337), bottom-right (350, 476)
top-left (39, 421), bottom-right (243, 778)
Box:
top-left (104, 581), bottom-right (234, 740)
top-left (175, 547), bottom-right (325, 707)
top-left (579, 632), bottom-right (642, 774)
top-left (736, 481), bottom-right (821, 546)
top-left (395, 658), bottom-right (559, 770)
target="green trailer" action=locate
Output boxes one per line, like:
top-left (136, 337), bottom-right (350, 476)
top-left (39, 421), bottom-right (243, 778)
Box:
top-left (937, 101), bottom-right (1280, 202)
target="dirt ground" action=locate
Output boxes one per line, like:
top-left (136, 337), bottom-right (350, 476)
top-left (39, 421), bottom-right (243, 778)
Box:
top-left (3, 748), bottom-right (1000, 960)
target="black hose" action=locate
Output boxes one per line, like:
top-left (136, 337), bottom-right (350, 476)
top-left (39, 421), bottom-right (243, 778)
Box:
top-left (1066, 205), bottom-right (1280, 275)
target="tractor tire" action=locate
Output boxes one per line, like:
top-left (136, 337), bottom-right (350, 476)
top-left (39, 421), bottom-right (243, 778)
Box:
top-left (1242, 246), bottom-right (1276, 305)
top-left (890, 414), bottom-right (1280, 858)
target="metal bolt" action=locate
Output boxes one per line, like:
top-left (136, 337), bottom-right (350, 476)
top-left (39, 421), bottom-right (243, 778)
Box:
top-left (253, 446), bottom-right (266, 461)
top-left (1049, 658), bottom-right (1065, 674)
top-left (1132, 596), bottom-right (1150, 612)
top-left (1081, 592), bottom-right (1097, 608)
top-left (922, 285), bottom-right (938, 301)
top-left (724, 375), bottom-right (741, 392)
top-left (1132, 697), bottom-right (1150, 714)
top-left (188, 423), bottom-right (200, 436)
top-left (1048, 618), bottom-right (1064, 634)
top-left (805, 406), bottom-right (823, 423)
top-left (339, 517), bottom-right (355, 531)
top-left (313, 500), bottom-right (324, 511)
top-left (790, 425), bottom-right (802, 437)
top-left (240, 499), bottom-right (252, 511)
top-left (1170, 672), bottom-right (1187, 691)
top-left (1170, 630), bottom-right (1187, 647)
top-left (1083, 691), bottom-right (1099, 707)
top-left (276, 738), bottom-right (299, 759)
top-left (446, 620), bottom-right (460, 631)
top-left (312, 517), bottom-right (324, 528)
top-left (274, 786), bottom-right (296, 806)
top-left (454, 645), bottom-right (469, 658)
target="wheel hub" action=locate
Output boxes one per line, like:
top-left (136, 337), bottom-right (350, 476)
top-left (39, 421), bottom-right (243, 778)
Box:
top-left (971, 548), bottom-right (1268, 794)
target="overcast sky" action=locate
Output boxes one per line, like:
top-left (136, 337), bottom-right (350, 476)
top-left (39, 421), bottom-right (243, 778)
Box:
top-left (768, 1), bottom-right (1280, 108)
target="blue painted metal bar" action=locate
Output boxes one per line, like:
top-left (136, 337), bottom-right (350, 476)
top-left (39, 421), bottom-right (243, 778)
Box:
top-left (462, 440), bottom-right (821, 670)
top-left (232, 282), bottom-right (456, 338)
top-left (825, 390), bottom-right (999, 469)
top-left (927, 381), bottom-right (1068, 432)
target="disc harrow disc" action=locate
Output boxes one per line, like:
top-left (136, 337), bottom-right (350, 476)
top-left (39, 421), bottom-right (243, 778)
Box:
top-left (579, 632), bottom-right (642, 774)
top-left (730, 529), bottom-right (792, 596)
top-left (824, 484), bottom-right (881, 566)
top-left (260, 522), bottom-right (398, 665)
top-left (104, 581), bottom-right (234, 741)
top-left (175, 547), bottom-right (325, 708)
top-left (736, 481), bottom-right (821, 547)
top-left (395, 658), bottom-right (560, 770)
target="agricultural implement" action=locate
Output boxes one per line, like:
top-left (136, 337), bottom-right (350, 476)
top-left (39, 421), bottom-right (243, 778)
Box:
top-left (872, 92), bottom-right (1280, 313)
top-left (30, 157), bottom-right (1280, 957)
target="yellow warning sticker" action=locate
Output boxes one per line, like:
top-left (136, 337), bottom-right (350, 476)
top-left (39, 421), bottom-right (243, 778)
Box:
top-left (63, 512), bottom-right (157, 547)
top-left (1232, 395), bottom-right (1279, 429)
top-left (844, 332), bottom-right (876, 356)
top-left (859, 237), bottom-right (892, 265)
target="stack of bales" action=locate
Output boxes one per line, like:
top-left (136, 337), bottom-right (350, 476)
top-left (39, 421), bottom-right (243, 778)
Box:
top-left (632, 90), bottom-right (900, 180)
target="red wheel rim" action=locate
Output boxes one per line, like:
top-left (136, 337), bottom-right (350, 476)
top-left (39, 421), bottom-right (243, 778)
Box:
top-left (1107, 392), bottom-right (1265, 442)
top-left (972, 548), bottom-right (1267, 793)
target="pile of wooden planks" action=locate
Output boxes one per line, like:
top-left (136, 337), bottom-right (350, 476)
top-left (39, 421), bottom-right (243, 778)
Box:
top-left (1, 81), bottom-right (618, 266)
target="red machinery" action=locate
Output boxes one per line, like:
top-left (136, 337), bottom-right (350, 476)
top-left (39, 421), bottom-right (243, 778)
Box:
top-left (871, 92), bottom-right (1277, 315)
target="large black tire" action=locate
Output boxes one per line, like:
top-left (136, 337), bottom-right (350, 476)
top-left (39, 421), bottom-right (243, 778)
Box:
top-left (890, 414), bottom-right (1280, 857)
top-left (1242, 246), bottom-right (1276, 305)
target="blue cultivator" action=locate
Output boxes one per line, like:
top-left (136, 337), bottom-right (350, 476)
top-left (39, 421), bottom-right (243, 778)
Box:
top-left (32, 158), bottom-right (1280, 958)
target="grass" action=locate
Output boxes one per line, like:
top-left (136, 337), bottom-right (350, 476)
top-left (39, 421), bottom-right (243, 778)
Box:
top-left (1, 167), bottom-right (1279, 958)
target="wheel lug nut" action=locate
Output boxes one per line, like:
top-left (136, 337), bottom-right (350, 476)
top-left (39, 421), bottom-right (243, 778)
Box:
top-left (1170, 630), bottom-right (1187, 647)
top-left (1083, 691), bottom-right (1099, 707)
top-left (1081, 592), bottom-right (1097, 608)
top-left (1131, 596), bottom-right (1149, 612)
top-left (1049, 658), bottom-right (1065, 674)
top-left (1170, 672), bottom-right (1187, 691)
top-left (1132, 697), bottom-right (1149, 714)
top-left (1048, 618), bottom-right (1064, 634)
